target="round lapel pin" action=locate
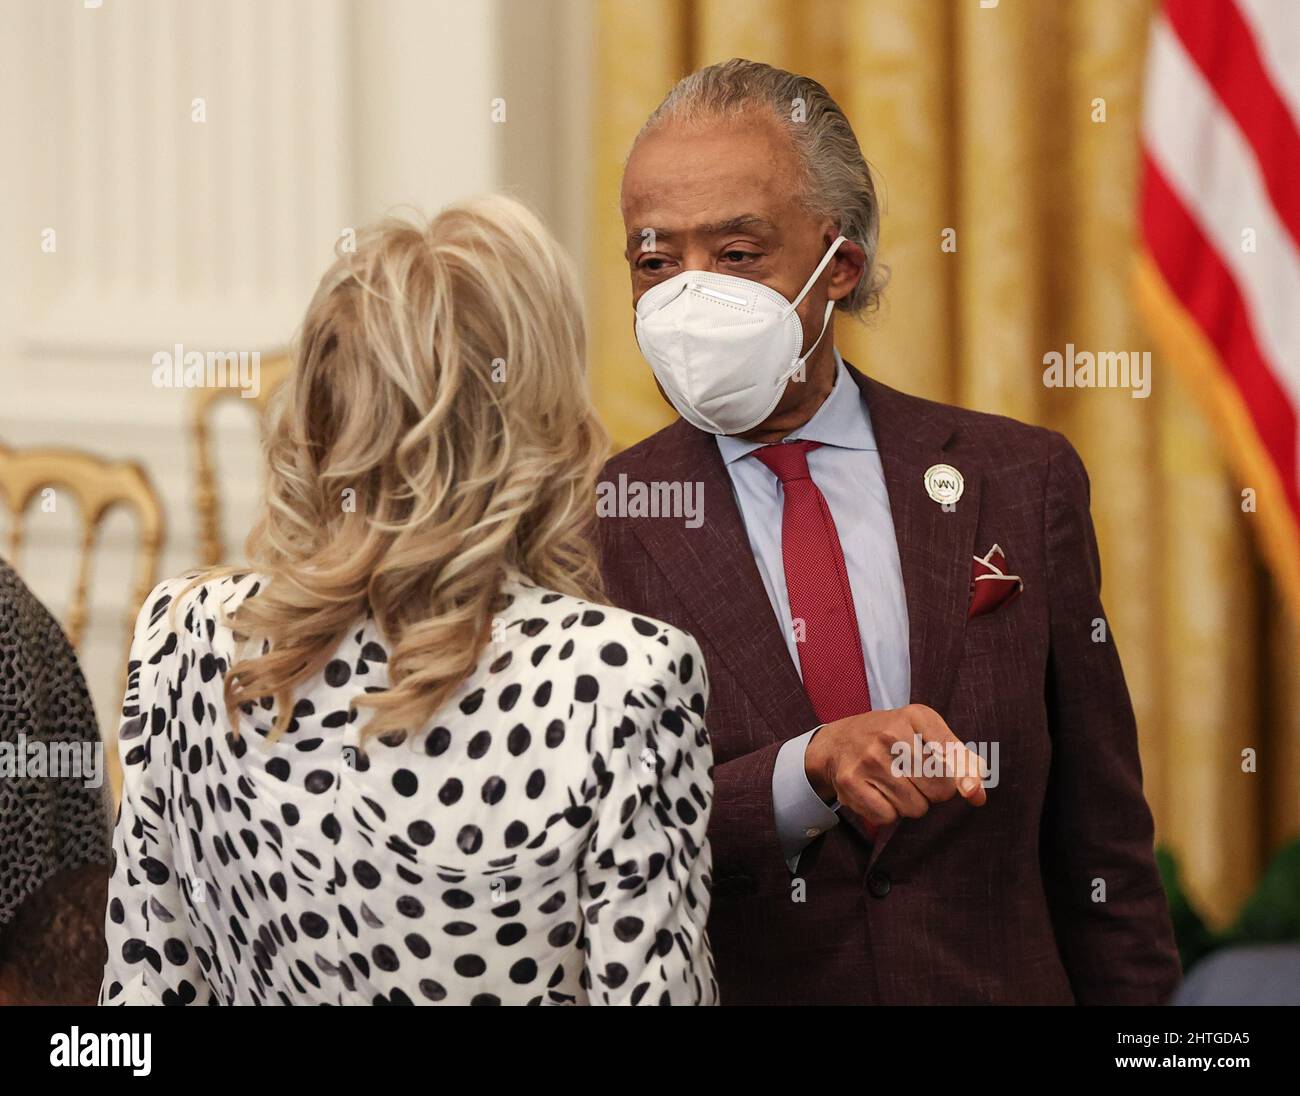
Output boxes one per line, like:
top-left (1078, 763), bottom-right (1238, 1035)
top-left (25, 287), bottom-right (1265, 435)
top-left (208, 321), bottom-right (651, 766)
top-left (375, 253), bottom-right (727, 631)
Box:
top-left (924, 463), bottom-right (964, 506)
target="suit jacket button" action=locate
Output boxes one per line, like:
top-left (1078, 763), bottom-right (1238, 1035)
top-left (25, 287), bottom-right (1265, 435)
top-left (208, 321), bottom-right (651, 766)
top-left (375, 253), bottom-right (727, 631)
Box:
top-left (866, 870), bottom-right (891, 899)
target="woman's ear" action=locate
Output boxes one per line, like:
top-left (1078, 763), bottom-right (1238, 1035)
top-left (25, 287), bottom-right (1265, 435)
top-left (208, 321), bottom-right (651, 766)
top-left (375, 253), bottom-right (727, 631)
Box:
top-left (827, 236), bottom-right (866, 303)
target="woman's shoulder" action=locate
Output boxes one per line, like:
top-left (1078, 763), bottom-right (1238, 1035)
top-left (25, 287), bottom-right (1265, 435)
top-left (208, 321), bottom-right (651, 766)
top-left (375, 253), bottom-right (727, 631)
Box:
top-left (131, 570), bottom-right (266, 651)
top-left (504, 578), bottom-right (706, 703)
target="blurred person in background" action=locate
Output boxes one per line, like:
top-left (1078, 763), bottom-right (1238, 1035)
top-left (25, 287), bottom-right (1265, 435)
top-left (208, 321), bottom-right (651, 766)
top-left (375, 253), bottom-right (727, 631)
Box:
top-left (99, 196), bottom-right (715, 1006)
top-left (0, 560), bottom-right (111, 1003)
top-left (0, 865), bottom-right (108, 1006)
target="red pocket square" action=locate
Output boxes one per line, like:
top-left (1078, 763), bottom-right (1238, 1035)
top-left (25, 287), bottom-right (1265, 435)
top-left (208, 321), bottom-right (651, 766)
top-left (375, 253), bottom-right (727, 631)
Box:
top-left (969, 543), bottom-right (1023, 619)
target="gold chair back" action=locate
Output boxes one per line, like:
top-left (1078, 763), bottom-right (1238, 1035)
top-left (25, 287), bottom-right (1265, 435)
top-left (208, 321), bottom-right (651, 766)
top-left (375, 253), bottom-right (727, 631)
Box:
top-left (0, 443), bottom-right (165, 655)
top-left (192, 354), bottom-right (292, 565)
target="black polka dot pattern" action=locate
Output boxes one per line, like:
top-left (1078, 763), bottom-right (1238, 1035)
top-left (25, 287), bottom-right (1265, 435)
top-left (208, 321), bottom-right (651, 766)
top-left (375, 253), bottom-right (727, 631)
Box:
top-left (99, 571), bottom-right (716, 1005)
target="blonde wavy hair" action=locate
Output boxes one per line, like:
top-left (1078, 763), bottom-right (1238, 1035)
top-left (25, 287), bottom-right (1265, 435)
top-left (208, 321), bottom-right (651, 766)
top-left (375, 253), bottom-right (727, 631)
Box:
top-left (214, 195), bottom-right (608, 740)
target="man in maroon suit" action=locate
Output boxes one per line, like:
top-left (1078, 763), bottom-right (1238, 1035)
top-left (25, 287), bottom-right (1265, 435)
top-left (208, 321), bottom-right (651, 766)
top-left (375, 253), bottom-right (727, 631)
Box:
top-left (597, 58), bottom-right (1181, 1004)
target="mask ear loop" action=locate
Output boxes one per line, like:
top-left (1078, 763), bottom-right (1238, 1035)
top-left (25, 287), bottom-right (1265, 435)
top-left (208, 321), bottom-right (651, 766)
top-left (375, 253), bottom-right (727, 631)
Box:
top-left (776, 235), bottom-right (848, 385)
top-left (784, 234), bottom-right (848, 317)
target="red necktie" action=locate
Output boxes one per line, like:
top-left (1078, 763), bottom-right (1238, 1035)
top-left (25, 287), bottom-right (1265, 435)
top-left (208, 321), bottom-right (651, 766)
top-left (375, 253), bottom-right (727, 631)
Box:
top-left (755, 440), bottom-right (876, 837)
top-left (755, 440), bottom-right (873, 720)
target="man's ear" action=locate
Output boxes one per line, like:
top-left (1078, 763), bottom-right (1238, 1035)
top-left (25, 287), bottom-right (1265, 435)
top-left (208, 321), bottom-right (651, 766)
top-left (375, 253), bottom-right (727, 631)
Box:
top-left (826, 235), bottom-right (866, 303)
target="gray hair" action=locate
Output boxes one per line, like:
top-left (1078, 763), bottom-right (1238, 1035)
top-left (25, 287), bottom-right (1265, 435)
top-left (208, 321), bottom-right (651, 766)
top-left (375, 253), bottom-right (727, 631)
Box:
top-left (638, 58), bottom-right (888, 316)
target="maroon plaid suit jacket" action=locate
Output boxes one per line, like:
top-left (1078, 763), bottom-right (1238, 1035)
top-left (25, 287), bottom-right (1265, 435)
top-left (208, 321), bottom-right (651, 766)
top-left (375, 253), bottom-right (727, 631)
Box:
top-left (597, 364), bottom-right (1181, 1005)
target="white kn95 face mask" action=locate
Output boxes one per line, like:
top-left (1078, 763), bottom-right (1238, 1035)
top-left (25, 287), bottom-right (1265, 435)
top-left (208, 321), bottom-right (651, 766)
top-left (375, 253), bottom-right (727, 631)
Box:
top-left (633, 235), bottom-right (847, 435)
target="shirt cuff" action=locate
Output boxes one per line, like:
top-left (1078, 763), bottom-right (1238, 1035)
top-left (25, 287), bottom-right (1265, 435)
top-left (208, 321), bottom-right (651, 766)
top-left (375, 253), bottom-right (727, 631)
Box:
top-left (772, 727), bottom-right (841, 871)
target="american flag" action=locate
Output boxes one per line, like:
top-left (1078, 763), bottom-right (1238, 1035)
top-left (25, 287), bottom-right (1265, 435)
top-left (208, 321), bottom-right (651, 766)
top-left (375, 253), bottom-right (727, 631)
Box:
top-left (1138, 0), bottom-right (1300, 619)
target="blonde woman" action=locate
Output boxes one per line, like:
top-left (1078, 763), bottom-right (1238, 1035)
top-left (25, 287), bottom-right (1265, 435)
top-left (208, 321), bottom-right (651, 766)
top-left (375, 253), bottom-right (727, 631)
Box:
top-left (99, 197), bottom-right (716, 1006)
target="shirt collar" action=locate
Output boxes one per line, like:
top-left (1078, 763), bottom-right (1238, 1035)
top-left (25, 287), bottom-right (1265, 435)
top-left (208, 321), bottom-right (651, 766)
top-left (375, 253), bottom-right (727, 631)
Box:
top-left (716, 349), bottom-right (877, 466)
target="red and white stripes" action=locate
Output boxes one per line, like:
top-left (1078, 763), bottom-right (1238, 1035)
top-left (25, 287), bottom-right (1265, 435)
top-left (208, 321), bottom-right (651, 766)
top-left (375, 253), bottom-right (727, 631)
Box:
top-left (1139, 0), bottom-right (1300, 606)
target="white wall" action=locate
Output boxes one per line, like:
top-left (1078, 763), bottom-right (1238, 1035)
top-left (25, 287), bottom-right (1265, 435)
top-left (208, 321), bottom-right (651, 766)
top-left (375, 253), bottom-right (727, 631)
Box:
top-left (0, 0), bottom-right (593, 745)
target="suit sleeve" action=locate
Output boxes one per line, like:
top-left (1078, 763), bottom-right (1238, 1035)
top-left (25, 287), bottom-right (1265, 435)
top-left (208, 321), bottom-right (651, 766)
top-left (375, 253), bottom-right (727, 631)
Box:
top-left (597, 524), bottom-right (794, 889)
top-left (578, 630), bottom-right (717, 1004)
top-left (100, 580), bottom-right (211, 1005)
top-left (1039, 435), bottom-right (1182, 1004)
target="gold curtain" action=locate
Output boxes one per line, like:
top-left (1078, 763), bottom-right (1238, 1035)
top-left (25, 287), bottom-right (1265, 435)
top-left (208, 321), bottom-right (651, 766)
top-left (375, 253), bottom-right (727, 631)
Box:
top-left (587, 0), bottom-right (1300, 927)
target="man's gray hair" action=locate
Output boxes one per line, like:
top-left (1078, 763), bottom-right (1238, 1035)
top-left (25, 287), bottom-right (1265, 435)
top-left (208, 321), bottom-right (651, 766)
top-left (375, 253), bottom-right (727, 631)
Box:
top-left (638, 58), bottom-right (888, 316)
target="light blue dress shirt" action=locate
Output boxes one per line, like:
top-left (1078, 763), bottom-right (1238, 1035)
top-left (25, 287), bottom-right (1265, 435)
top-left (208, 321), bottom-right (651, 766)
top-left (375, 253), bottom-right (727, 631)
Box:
top-left (716, 352), bottom-right (911, 869)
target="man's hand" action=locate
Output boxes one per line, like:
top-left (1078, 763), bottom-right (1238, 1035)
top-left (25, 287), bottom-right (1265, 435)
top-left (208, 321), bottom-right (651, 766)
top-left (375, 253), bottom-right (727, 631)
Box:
top-left (804, 704), bottom-right (988, 828)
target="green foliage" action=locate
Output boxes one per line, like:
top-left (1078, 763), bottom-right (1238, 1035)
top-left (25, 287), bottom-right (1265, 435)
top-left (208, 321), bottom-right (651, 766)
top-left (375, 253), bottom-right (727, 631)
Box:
top-left (1225, 839), bottom-right (1300, 944)
top-left (1159, 838), bottom-right (1300, 972)
top-left (1156, 847), bottom-right (1217, 970)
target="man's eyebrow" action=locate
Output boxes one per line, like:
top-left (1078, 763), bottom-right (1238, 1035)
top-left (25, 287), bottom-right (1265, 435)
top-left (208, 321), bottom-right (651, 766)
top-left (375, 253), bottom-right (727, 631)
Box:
top-left (700, 215), bottom-right (777, 235)
top-left (625, 215), bottom-right (777, 247)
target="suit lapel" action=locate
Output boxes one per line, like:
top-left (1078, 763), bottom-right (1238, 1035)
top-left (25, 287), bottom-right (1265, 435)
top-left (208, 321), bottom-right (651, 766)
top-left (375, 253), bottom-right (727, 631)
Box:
top-left (853, 370), bottom-right (982, 715)
top-left (621, 421), bottom-right (818, 744)
top-left (850, 368), bottom-right (983, 868)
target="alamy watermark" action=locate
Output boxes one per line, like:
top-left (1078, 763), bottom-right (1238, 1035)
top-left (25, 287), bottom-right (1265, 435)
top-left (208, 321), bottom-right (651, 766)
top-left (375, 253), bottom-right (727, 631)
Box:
top-left (889, 735), bottom-right (1000, 788)
top-left (152, 344), bottom-right (261, 398)
top-left (1042, 343), bottom-right (1151, 399)
top-left (0, 733), bottom-right (103, 789)
top-left (596, 474), bottom-right (704, 529)
top-left (50, 1027), bottom-right (150, 1076)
